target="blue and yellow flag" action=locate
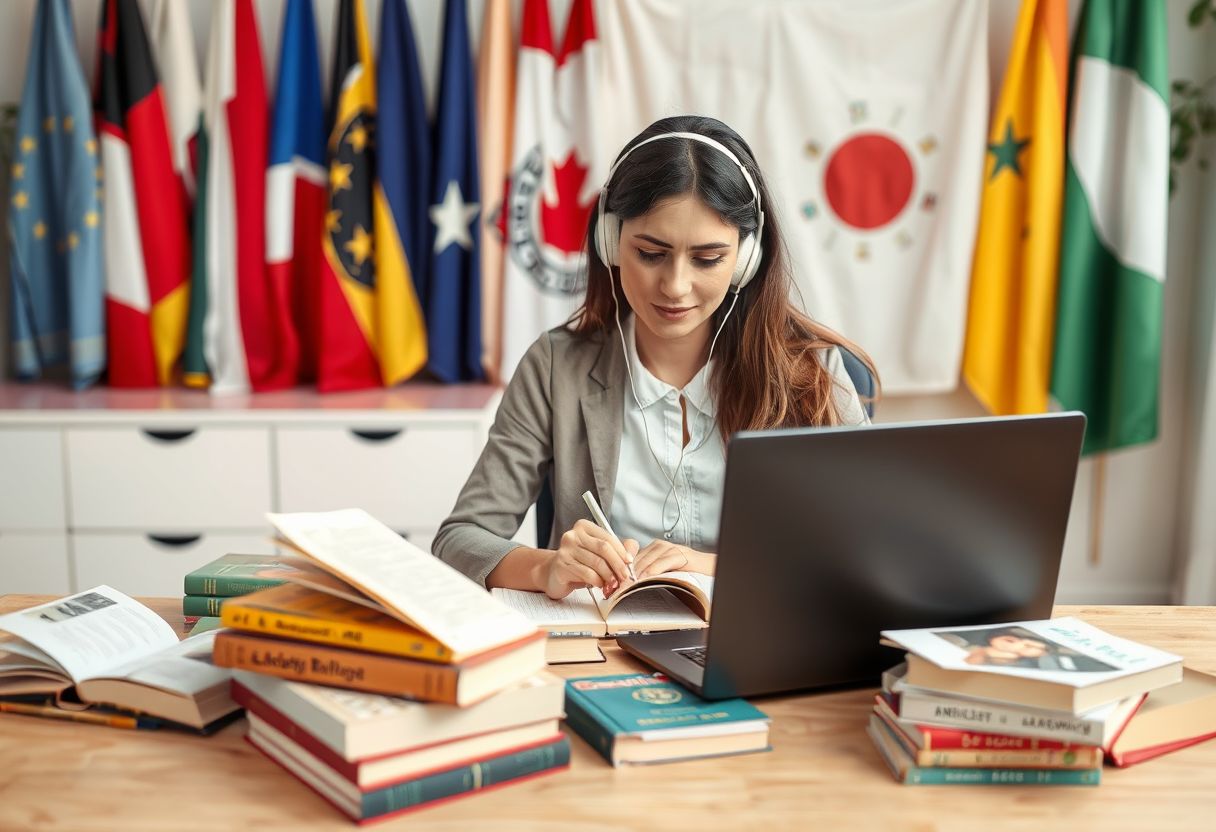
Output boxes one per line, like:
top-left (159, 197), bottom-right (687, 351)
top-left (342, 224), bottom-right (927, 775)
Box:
top-left (962, 0), bottom-right (1068, 414)
top-left (8, 0), bottom-right (105, 388)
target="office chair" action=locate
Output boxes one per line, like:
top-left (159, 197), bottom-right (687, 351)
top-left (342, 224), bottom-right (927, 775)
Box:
top-left (534, 346), bottom-right (876, 548)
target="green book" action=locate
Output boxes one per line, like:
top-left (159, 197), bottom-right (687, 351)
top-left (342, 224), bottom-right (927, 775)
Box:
top-left (182, 596), bottom-right (227, 617)
top-left (182, 554), bottom-right (301, 597)
top-left (564, 673), bottom-right (771, 766)
top-left (187, 617), bottom-right (223, 635)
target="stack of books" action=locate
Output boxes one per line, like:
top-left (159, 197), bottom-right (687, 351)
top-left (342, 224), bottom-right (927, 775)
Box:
top-left (211, 509), bottom-right (568, 823)
top-left (182, 553), bottom-right (303, 631)
top-left (869, 617), bottom-right (1186, 785)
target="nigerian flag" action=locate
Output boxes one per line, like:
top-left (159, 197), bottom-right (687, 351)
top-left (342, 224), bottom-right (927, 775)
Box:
top-left (1051, 0), bottom-right (1169, 455)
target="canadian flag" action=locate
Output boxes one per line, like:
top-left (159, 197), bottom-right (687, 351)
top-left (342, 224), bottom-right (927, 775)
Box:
top-left (499, 0), bottom-right (602, 381)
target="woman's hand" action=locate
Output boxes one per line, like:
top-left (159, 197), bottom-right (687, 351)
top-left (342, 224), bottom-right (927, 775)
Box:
top-left (633, 541), bottom-right (716, 579)
top-left (534, 520), bottom-right (639, 600)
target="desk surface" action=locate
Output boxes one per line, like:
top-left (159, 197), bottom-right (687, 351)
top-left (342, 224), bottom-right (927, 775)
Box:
top-left (1, 597), bottom-right (1213, 832)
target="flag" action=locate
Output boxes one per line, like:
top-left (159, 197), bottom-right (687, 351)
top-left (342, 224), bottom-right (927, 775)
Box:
top-left (1051, 0), bottom-right (1169, 455)
top-left (427, 0), bottom-right (483, 382)
top-left (962, 0), bottom-right (1068, 414)
top-left (500, 0), bottom-right (602, 381)
top-left (599, 0), bottom-right (987, 393)
top-left (374, 0), bottom-right (429, 385)
top-left (267, 0), bottom-right (325, 383)
top-left (149, 0), bottom-right (202, 201)
top-left (95, 0), bottom-right (190, 387)
top-left (318, 0), bottom-right (382, 392)
top-left (185, 0), bottom-right (290, 392)
top-left (7, 0), bottom-right (104, 388)
top-left (476, 0), bottom-right (516, 381)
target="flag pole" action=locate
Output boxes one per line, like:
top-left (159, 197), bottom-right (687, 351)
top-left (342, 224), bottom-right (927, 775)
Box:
top-left (1089, 454), bottom-right (1106, 566)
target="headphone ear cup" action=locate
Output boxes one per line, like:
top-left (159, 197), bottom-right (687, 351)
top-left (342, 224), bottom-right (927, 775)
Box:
top-left (595, 211), bottom-right (621, 267)
top-left (732, 232), bottom-right (760, 289)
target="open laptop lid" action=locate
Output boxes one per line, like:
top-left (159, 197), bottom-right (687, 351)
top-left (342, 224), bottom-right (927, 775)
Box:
top-left (698, 412), bottom-right (1086, 700)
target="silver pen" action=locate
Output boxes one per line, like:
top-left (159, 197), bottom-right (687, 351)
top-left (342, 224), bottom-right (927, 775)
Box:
top-left (581, 490), bottom-right (637, 582)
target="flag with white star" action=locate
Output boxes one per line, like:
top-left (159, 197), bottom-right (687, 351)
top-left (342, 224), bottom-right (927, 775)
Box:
top-left (963, 0), bottom-right (1068, 416)
top-left (427, 0), bottom-right (483, 382)
top-left (7, 0), bottom-right (104, 388)
top-left (95, 0), bottom-right (192, 387)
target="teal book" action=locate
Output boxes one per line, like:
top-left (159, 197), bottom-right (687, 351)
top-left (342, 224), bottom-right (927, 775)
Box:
top-left (182, 554), bottom-right (302, 597)
top-left (564, 673), bottom-right (771, 766)
top-left (182, 595), bottom-right (227, 617)
top-left (868, 714), bottom-right (1100, 786)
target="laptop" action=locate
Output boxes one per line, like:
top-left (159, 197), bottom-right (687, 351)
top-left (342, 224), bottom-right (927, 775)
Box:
top-left (616, 412), bottom-right (1087, 700)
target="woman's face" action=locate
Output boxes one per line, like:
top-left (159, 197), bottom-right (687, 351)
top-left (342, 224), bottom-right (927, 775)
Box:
top-left (617, 193), bottom-right (740, 349)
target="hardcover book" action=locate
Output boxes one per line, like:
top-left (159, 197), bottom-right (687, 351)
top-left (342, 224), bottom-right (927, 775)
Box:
top-left (490, 571), bottom-right (713, 637)
top-left (0, 586), bottom-right (238, 730)
top-left (247, 719), bottom-right (571, 823)
top-left (220, 582), bottom-right (453, 663)
top-left (873, 694), bottom-right (1096, 753)
top-left (881, 616), bottom-right (1182, 713)
top-left (213, 629), bottom-right (545, 706)
top-left (868, 714), bottom-right (1100, 786)
top-left (231, 669), bottom-right (566, 762)
top-left (183, 553), bottom-right (305, 597)
top-left (563, 673), bottom-right (770, 766)
top-left (1107, 667), bottom-right (1216, 767)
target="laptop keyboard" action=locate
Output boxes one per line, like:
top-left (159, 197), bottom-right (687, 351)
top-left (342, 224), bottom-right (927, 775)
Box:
top-left (675, 646), bottom-right (708, 667)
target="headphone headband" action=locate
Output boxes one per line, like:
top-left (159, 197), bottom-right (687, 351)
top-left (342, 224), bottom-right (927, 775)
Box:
top-left (594, 130), bottom-right (766, 290)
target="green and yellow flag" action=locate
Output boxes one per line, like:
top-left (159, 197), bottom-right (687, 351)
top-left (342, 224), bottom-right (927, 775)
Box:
top-left (962, 0), bottom-right (1068, 414)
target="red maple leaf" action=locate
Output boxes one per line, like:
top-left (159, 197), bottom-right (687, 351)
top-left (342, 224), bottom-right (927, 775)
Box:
top-left (540, 152), bottom-right (595, 256)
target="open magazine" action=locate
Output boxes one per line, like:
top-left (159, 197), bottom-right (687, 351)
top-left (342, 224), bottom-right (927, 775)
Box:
top-left (0, 587), bottom-right (239, 730)
top-left (492, 572), bottom-right (714, 637)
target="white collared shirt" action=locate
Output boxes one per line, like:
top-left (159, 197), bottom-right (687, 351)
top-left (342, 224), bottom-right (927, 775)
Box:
top-left (609, 316), bottom-right (727, 551)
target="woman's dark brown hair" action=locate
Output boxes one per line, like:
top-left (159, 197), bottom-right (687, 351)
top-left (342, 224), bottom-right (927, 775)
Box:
top-left (571, 115), bottom-right (878, 439)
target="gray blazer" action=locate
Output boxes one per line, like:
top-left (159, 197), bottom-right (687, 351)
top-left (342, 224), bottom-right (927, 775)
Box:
top-left (432, 325), bottom-right (869, 586)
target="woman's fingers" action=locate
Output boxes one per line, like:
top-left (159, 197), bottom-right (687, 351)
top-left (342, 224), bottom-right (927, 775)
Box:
top-left (573, 524), bottom-right (633, 583)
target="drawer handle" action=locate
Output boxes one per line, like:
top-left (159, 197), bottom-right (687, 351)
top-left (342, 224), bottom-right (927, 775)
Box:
top-left (147, 534), bottom-right (202, 548)
top-left (351, 428), bottom-right (404, 443)
top-left (141, 428), bottom-right (197, 443)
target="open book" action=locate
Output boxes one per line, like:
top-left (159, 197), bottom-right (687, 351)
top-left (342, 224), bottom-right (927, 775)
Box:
top-left (0, 587), bottom-right (238, 730)
top-left (266, 509), bottom-right (543, 663)
top-left (491, 572), bottom-right (714, 637)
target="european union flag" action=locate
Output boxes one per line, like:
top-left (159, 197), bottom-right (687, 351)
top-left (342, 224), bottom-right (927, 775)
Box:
top-left (427, 0), bottom-right (483, 382)
top-left (8, 0), bottom-right (104, 388)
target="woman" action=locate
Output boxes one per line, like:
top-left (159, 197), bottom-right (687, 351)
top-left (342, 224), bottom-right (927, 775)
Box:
top-left (433, 115), bottom-right (876, 599)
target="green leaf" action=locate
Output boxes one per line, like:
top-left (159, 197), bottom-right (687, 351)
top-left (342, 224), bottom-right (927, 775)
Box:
top-left (1190, 0), bottom-right (1209, 27)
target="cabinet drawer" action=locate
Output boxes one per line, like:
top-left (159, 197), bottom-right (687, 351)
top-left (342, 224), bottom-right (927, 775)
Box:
top-left (0, 532), bottom-right (70, 595)
top-left (276, 426), bottom-right (481, 530)
top-left (66, 427), bottom-right (273, 529)
top-left (0, 429), bottom-right (66, 529)
top-left (73, 531), bottom-right (279, 598)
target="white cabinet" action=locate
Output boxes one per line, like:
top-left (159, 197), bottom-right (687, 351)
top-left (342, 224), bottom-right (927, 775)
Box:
top-left (0, 383), bottom-right (497, 596)
top-left (67, 427), bottom-right (273, 529)
top-left (0, 533), bottom-right (70, 595)
top-left (73, 532), bottom-right (279, 598)
top-left (0, 429), bottom-right (66, 529)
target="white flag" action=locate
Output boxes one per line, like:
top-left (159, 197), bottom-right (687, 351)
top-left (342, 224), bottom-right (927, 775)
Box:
top-left (149, 0), bottom-right (202, 199)
top-left (500, 0), bottom-right (603, 381)
top-left (600, 0), bottom-right (988, 393)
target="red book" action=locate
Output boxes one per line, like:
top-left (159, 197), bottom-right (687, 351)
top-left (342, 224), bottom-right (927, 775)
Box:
top-left (874, 695), bottom-right (1091, 752)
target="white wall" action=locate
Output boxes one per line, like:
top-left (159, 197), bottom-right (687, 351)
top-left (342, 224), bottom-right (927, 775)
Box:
top-left (0, 0), bottom-right (1210, 603)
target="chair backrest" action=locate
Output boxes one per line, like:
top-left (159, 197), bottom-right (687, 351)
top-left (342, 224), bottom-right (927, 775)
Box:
top-left (535, 346), bottom-right (876, 547)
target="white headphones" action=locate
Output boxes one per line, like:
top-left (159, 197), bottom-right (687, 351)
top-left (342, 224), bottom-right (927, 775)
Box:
top-left (594, 131), bottom-right (766, 293)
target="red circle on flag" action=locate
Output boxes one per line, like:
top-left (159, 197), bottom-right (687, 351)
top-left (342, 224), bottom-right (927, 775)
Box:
top-left (823, 133), bottom-right (915, 230)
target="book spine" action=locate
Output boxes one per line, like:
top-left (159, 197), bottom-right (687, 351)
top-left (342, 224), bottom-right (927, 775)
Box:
top-left (212, 632), bottom-right (460, 703)
top-left (920, 725), bottom-right (1079, 752)
top-left (897, 693), bottom-right (1104, 746)
top-left (184, 575), bottom-right (287, 597)
top-left (562, 693), bottom-right (618, 765)
top-left (182, 595), bottom-right (226, 617)
top-left (362, 737), bottom-right (571, 818)
top-left (915, 747), bottom-right (1103, 769)
top-left (219, 604), bottom-right (450, 664)
top-left (906, 766), bottom-right (1101, 786)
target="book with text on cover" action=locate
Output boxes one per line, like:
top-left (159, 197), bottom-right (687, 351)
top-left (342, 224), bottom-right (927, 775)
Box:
top-left (564, 672), bottom-right (770, 766)
top-left (491, 571), bottom-right (713, 637)
top-left (266, 509), bottom-right (540, 662)
top-left (0, 586), bottom-right (238, 730)
top-left (881, 617), bottom-right (1182, 713)
top-left (183, 553), bottom-right (306, 597)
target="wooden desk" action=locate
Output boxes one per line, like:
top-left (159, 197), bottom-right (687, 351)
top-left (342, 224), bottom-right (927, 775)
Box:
top-left (1, 597), bottom-right (1213, 831)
